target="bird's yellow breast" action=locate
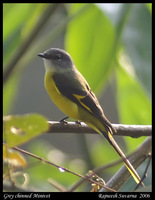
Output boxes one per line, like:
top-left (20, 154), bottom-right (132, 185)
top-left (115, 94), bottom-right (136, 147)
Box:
top-left (44, 73), bottom-right (79, 120)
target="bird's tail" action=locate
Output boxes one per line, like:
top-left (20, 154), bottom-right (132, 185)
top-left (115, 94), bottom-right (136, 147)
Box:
top-left (100, 129), bottom-right (142, 185)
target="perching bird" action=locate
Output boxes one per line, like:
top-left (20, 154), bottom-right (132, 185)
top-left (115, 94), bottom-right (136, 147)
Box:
top-left (38, 48), bottom-right (141, 184)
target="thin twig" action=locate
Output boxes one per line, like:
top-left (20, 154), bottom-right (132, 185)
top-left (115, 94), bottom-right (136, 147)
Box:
top-left (68, 137), bottom-right (152, 192)
top-left (134, 154), bottom-right (152, 191)
top-left (69, 154), bottom-right (130, 192)
top-left (47, 121), bottom-right (152, 138)
top-left (100, 137), bottom-right (152, 192)
top-left (69, 158), bottom-right (123, 192)
top-left (12, 146), bottom-right (116, 192)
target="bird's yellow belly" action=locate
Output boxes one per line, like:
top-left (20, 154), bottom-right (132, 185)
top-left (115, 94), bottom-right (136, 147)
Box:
top-left (45, 74), bottom-right (79, 120)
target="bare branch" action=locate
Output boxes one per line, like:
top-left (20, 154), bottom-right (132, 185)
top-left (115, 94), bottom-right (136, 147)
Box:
top-left (100, 136), bottom-right (152, 192)
top-left (12, 146), bottom-right (116, 192)
top-left (47, 121), bottom-right (152, 138)
top-left (68, 137), bottom-right (152, 192)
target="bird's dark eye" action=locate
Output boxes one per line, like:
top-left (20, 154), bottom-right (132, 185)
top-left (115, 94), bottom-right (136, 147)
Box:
top-left (55, 54), bottom-right (61, 62)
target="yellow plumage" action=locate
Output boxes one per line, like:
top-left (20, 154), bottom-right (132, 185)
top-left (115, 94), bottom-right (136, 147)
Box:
top-left (39, 48), bottom-right (142, 185)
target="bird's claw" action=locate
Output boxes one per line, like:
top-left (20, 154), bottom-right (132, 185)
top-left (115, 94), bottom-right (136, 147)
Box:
top-left (59, 116), bottom-right (69, 124)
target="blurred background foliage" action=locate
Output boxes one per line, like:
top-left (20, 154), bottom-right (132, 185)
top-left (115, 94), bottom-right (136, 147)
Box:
top-left (3, 3), bottom-right (152, 191)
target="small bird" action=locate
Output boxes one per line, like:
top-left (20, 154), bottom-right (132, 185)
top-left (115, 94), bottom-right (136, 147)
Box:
top-left (38, 48), bottom-right (141, 184)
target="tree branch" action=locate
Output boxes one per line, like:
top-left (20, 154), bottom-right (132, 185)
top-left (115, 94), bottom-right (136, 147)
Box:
top-left (47, 121), bottom-right (152, 138)
top-left (3, 4), bottom-right (60, 84)
top-left (100, 136), bottom-right (152, 192)
top-left (12, 146), bottom-right (115, 192)
top-left (68, 136), bottom-right (152, 192)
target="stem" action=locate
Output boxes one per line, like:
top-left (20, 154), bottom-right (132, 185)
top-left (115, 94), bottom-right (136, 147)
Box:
top-left (100, 137), bottom-right (152, 192)
top-left (47, 121), bottom-right (151, 138)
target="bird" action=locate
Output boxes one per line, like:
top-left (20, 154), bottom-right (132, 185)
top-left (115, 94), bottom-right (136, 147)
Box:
top-left (38, 48), bottom-right (141, 185)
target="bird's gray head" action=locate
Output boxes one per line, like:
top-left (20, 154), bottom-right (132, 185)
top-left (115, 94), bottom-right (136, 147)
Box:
top-left (38, 48), bottom-right (74, 72)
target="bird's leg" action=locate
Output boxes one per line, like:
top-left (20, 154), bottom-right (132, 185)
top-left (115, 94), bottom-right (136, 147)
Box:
top-left (59, 116), bottom-right (69, 124)
top-left (75, 120), bottom-right (81, 125)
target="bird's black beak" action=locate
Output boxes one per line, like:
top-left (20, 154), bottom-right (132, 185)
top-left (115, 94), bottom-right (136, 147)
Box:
top-left (38, 53), bottom-right (45, 58)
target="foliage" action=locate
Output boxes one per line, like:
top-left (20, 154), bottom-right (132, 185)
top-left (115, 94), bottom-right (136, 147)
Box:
top-left (3, 3), bottom-right (152, 192)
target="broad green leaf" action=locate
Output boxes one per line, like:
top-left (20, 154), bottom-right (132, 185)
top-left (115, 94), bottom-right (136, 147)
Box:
top-left (3, 4), bottom-right (34, 63)
top-left (3, 4), bottom-right (33, 40)
top-left (3, 75), bottom-right (19, 115)
top-left (90, 138), bottom-right (122, 169)
top-left (3, 114), bottom-right (49, 147)
top-left (122, 4), bottom-right (152, 98)
top-left (3, 4), bottom-right (48, 115)
top-left (116, 65), bottom-right (151, 125)
top-left (116, 63), bottom-right (151, 150)
top-left (65, 4), bottom-right (115, 93)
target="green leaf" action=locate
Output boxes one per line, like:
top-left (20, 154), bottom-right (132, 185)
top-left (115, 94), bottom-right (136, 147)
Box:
top-left (116, 64), bottom-right (151, 125)
top-left (3, 75), bottom-right (19, 115)
top-left (3, 4), bottom-right (34, 63)
top-left (3, 114), bottom-right (49, 147)
top-left (3, 4), bottom-right (33, 41)
top-left (122, 4), bottom-right (152, 98)
top-left (3, 3), bottom-right (47, 114)
top-left (90, 139), bottom-right (121, 168)
top-left (65, 4), bottom-right (115, 93)
top-left (115, 62), bottom-right (151, 150)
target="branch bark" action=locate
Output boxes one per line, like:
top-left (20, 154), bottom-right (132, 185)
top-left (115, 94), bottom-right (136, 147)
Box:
top-left (47, 121), bottom-right (152, 138)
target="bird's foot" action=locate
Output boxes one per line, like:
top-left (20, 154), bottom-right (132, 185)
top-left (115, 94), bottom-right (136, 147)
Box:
top-left (59, 116), bottom-right (69, 124)
top-left (75, 120), bottom-right (81, 125)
